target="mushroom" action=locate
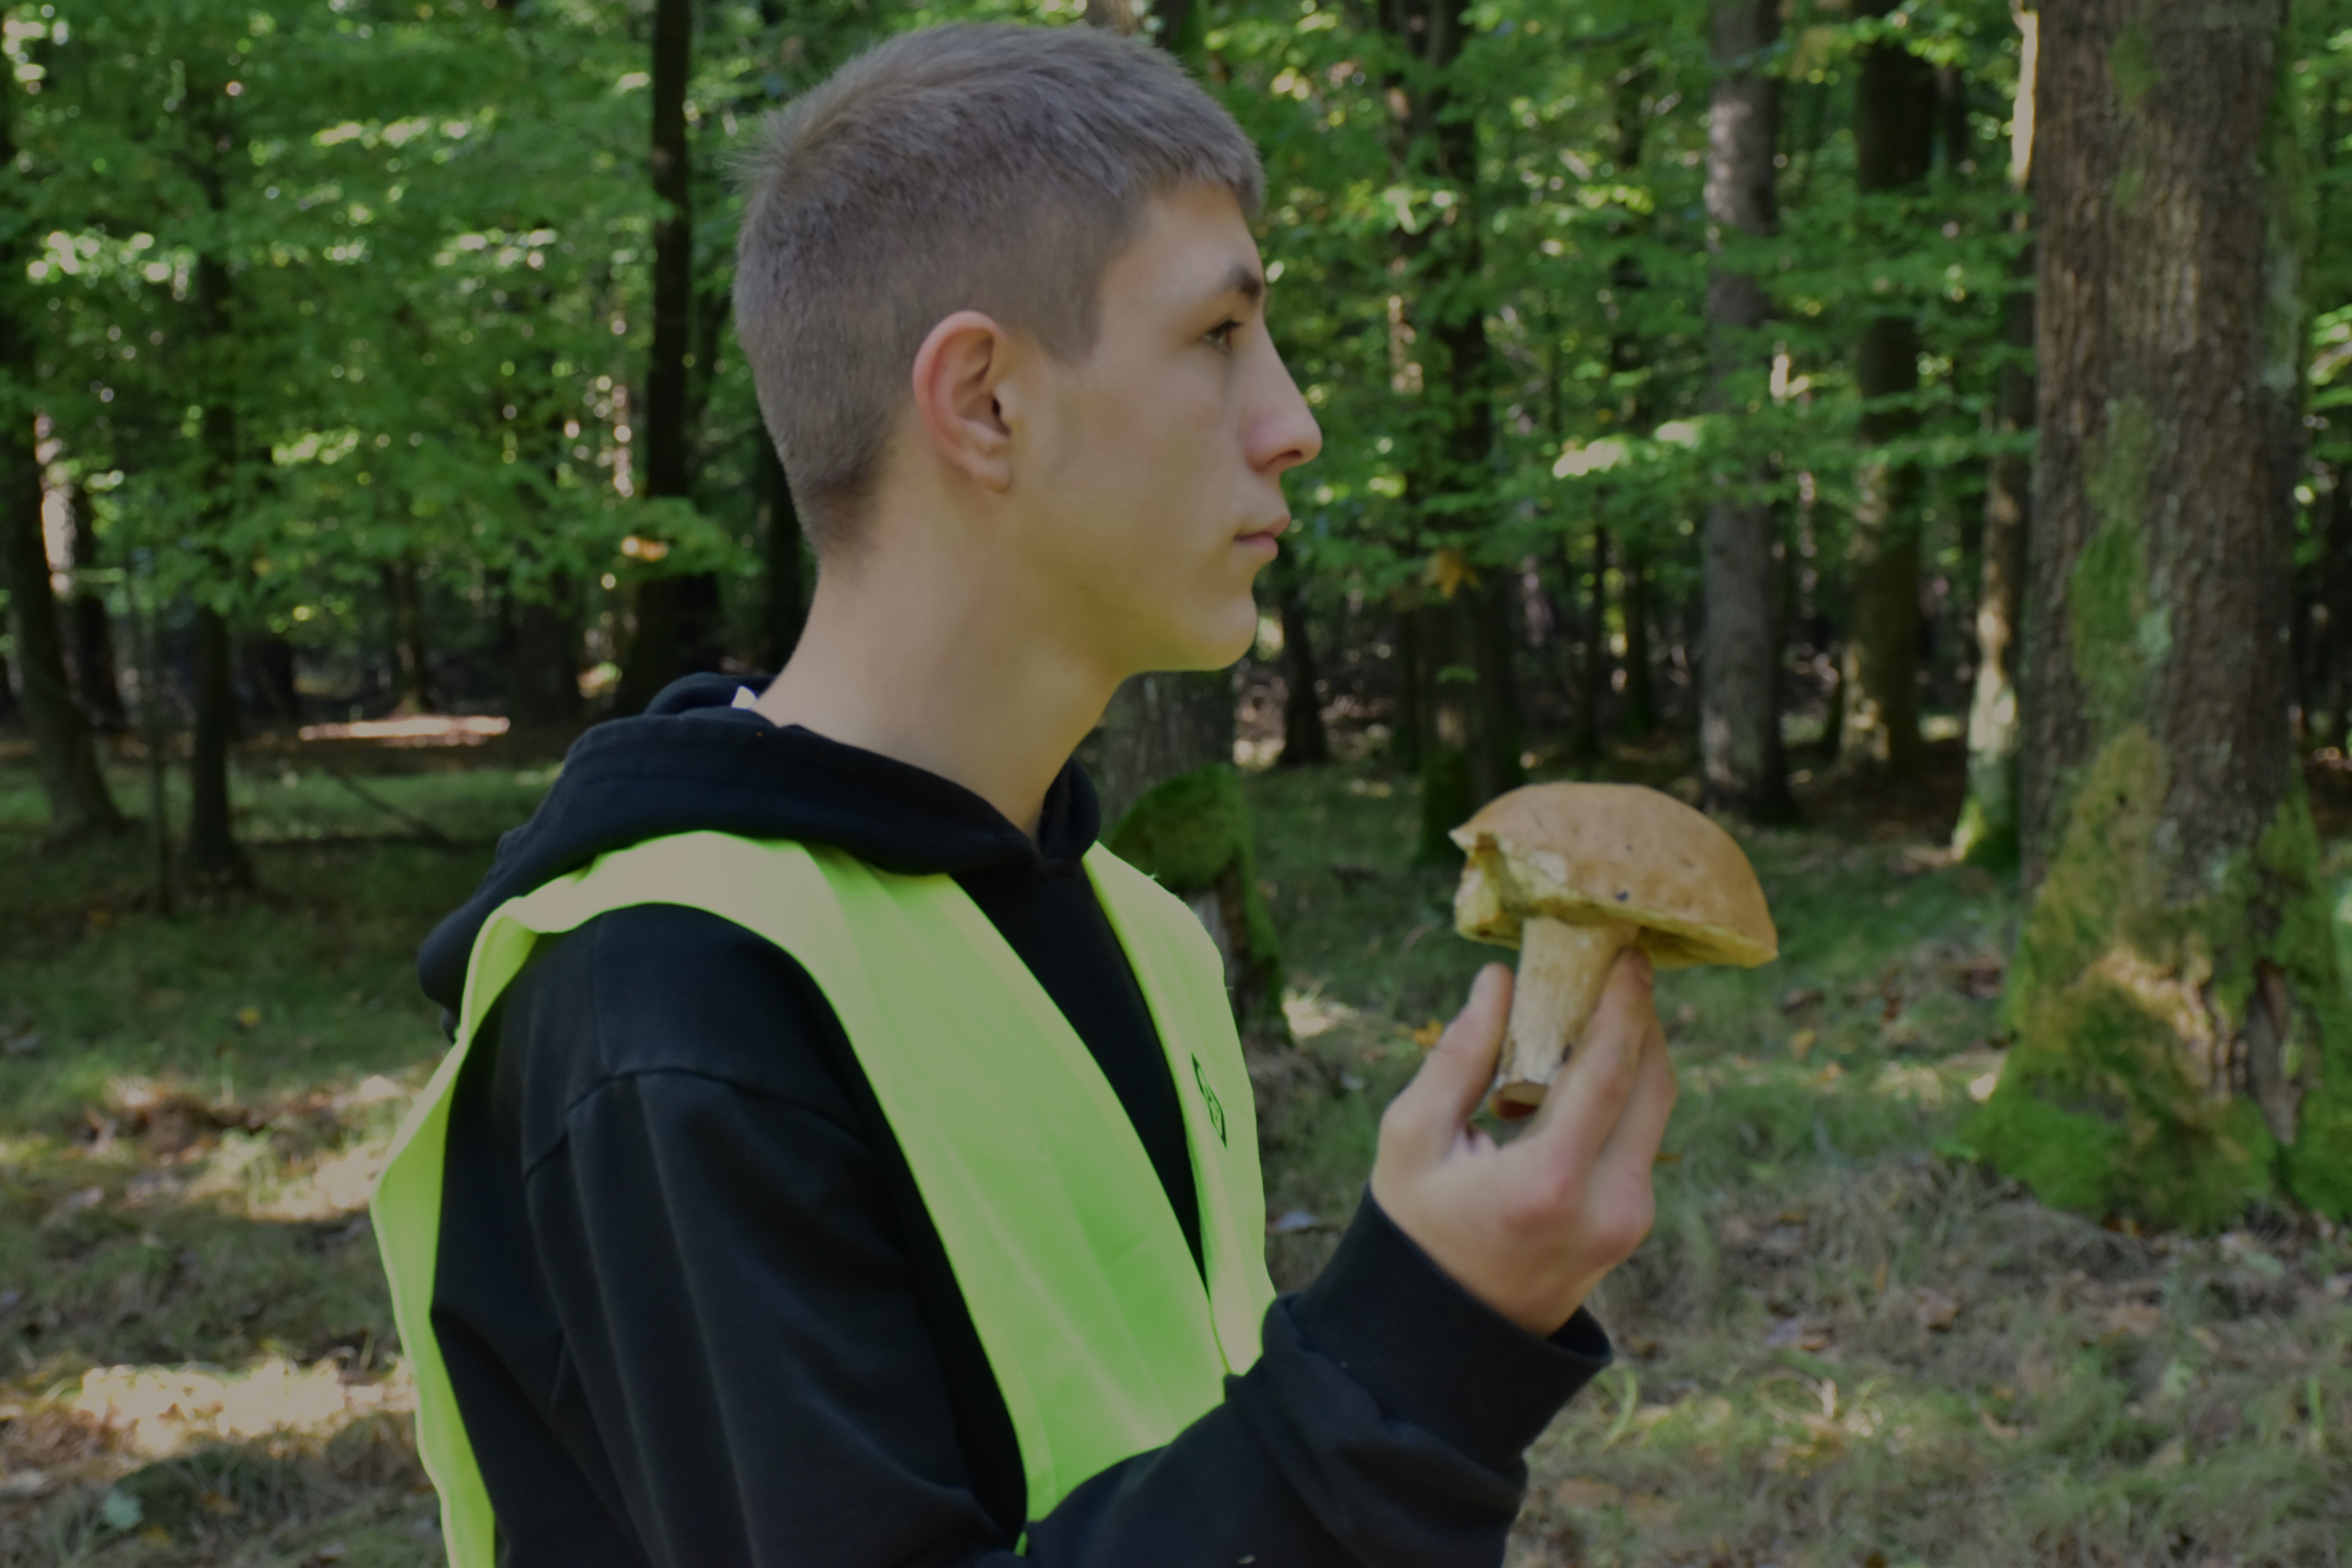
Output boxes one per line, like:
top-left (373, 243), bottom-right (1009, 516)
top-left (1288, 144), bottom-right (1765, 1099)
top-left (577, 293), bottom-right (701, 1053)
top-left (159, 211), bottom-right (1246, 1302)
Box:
top-left (1450, 783), bottom-right (1778, 1117)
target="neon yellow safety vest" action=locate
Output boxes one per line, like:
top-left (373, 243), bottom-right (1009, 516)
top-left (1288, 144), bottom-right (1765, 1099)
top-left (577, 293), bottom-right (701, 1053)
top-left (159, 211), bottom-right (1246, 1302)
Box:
top-left (372, 831), bottom-right (1277, 1565)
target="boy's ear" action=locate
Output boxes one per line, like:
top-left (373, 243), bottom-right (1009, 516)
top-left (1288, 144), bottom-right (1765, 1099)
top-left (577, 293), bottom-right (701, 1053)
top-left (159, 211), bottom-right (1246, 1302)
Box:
top-left (909, 309), bottom-right (1020, 497)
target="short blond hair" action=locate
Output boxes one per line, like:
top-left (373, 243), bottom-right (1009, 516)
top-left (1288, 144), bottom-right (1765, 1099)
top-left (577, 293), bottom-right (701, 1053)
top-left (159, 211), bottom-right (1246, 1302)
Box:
top-left (732, 20), bottom-right (1265, 554)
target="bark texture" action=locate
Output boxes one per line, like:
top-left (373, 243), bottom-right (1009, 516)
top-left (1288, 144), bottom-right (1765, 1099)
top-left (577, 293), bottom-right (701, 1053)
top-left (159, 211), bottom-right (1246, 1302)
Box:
top-left (1840, 1), bottom-right (1934, 777)
top-left (1698, 0), bottom-right (1790, 820)
top-left (1980, 0), bottom-right (2350, 1227)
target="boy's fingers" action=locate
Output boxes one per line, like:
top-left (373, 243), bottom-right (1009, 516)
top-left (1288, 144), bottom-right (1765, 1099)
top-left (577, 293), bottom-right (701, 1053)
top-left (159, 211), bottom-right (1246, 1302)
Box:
top-left (1591, 1013), bottom-right (1677, 1196)
top-left (1384, 964), bottom-right (1511, 1161)
top-left (1518, 949), bottom-right (1653, 1183)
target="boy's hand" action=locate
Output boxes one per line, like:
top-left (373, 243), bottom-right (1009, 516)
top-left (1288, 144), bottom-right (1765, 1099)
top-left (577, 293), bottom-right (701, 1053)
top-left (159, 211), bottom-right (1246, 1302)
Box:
top-left (1368, 953), bottom-right (1673, 1339)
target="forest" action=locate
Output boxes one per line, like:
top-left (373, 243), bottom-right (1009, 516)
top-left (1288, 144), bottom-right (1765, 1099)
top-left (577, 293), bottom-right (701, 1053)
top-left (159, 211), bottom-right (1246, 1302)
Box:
top-left (2, 0), bottom-right (2350, 1563)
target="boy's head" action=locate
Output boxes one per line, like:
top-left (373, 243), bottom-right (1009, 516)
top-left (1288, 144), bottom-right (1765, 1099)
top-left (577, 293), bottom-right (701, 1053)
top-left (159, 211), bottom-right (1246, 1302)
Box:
top-left (733, 21), bottom-right (1321, 675)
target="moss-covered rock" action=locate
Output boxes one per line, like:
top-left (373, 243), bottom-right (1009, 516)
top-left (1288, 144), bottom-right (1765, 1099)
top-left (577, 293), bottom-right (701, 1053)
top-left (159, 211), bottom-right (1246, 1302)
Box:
top-left (1106, 763), bottom-right (1285, 1029)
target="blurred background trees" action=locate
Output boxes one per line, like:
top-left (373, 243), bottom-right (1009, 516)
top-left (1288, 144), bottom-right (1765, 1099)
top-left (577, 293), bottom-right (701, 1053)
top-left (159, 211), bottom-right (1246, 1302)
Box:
top-left (3, 0), bottom-right (2348, 1220)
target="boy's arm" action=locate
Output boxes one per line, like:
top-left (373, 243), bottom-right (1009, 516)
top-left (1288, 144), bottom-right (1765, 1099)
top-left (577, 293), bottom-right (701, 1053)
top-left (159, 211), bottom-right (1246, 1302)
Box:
top-left (470, 907), bottom-right (1609, 1566)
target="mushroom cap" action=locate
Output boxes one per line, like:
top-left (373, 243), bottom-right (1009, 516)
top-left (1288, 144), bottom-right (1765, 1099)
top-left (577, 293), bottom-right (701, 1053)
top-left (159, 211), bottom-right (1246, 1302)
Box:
top-left (1450, 783), bottom-right (1778, 969)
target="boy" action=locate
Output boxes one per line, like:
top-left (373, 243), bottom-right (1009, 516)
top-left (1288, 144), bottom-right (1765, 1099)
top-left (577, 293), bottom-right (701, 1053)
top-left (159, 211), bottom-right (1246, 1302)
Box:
top-left (374, 19), bottom-right (1675, 1566)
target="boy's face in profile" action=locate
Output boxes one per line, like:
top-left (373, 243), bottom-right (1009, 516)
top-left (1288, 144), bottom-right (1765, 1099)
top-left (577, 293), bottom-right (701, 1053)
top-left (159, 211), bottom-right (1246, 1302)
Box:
top-left (989, 181), bottom-right (1323, 679)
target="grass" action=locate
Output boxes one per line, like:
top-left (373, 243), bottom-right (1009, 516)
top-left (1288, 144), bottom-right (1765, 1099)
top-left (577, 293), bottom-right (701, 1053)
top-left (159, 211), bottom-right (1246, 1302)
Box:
top-left (1, 739), bottom-right (2348, 1565)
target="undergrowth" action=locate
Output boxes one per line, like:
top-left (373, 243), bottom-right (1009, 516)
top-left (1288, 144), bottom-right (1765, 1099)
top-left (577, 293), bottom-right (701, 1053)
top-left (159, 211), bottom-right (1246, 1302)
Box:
top-left (0, 748), bottom-right (2345, 1566)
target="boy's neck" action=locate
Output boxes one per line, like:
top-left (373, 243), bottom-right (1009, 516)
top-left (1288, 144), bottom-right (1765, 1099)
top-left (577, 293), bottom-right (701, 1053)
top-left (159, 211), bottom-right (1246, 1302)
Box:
top-left (748, 550), bottom-right (1120, 844)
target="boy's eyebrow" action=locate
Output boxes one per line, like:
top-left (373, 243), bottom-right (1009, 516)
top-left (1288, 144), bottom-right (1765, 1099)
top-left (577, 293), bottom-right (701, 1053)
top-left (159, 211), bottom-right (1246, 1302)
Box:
top-left (1200, 259), bottom-right (1266, 309)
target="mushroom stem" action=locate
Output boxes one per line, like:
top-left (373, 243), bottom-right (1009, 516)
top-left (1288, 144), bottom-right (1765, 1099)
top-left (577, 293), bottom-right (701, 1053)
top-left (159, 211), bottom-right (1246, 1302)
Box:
top-left (1492, 916), bottom-right (1638, 1117)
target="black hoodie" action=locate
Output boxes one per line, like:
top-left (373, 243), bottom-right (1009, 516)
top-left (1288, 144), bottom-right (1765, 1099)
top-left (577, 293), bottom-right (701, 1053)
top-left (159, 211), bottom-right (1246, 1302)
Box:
top-left (415, 672), bottom-right (1610, 1568)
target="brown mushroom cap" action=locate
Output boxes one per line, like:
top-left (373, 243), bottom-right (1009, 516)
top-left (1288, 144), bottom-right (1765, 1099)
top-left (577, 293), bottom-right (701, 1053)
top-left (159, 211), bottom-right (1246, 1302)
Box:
top-left (1450, 783), bottom-right (1778, 968)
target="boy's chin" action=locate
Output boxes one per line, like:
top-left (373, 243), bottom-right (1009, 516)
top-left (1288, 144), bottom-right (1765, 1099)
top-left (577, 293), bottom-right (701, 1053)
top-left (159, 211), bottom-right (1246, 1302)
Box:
top-left (1123, 618), bottom-right (1258, 677)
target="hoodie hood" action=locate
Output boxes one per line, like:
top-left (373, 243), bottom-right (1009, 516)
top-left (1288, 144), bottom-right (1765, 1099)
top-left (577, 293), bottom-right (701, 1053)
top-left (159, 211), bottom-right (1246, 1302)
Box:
top-left (415, 672), bottom-right (1103, 1038)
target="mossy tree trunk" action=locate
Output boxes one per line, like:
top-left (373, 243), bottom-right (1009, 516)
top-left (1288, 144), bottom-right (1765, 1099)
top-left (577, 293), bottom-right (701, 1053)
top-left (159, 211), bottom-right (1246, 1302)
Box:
top-left (1839, 0), bottom-right (1933, 778)
top-left (1699, 0), bottom-right (1793, 822)
top-left (1978, 0), bottom-right (2348, 1229)
top-left (1105, 764), bottom-right (1284, 1032)
top-left (1098, 672), bottom-right (1231, 829)
top-left (1954, 8), bottom-right (2038, 867)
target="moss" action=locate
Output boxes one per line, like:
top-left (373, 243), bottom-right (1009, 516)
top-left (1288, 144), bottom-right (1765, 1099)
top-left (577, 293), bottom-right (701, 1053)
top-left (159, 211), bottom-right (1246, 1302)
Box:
top-left (1975, 730), bottom-right (2275, 1230)
top-left (1980, 731), bottom-right (2352, 1227)
top-left (1951, 789), bottom-right (2019, 872)
top-left (2110, 24), bottom-right (2158, 114)
top-left (2254, 784), bottom-right (2352, 1218)
top-left (1106, 761), bottom-right (1283, 975)
top-left (2069, 398), bottom-right (2157, 731)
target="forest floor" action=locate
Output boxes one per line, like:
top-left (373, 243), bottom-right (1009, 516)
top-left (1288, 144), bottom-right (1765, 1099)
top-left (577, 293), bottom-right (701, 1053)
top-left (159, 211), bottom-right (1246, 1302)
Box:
top-left (0, 728), bottom-right (2348, 1566)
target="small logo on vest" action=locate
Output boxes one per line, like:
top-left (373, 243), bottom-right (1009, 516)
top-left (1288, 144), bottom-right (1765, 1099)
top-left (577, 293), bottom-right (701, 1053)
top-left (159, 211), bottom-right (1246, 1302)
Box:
top-left (1191, 1056), bottom-right (1227, 1146)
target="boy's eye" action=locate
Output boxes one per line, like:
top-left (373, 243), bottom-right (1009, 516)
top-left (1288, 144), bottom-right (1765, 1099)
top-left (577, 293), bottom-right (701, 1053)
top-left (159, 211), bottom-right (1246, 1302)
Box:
top-left (1204, 318), bottom-right (1242, 351)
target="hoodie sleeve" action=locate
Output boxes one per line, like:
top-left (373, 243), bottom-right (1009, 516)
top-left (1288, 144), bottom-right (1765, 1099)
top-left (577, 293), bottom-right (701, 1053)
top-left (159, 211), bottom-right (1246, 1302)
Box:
top-left (450, 905), bottom-right (1610, 1568)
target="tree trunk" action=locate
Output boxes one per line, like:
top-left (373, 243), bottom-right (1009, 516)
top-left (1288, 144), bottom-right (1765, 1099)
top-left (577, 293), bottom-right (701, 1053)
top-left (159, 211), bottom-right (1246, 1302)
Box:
top-left (1391, 595), bottom-right (1424, 772)
top-left (1415, 588), bottom-right (1475, 862)
top-left (239, 632), bottom-right (301, 724)
top-left (177, 61), bottom-right (250, 889)
top-left (1096, 672), bottom-right (1232, 831)
top-left (65, 497), bottom-right (129, 730)
top-left (616, 0), bottom-right (700, 716)
top-left (0, 649), bottom-right (16, 724)
top-left (1980, 0), bottom-right (2348, 1229)
top-left (759, 434), bottom-right (807, 675)
top-left (1, 434), bottom-right (123, 839)
top-left (1839, 0), bottom-right (1934, 777)
top-left (0, 87), bottom-right (123, 839)
top-left (1954, 6), bottom-right (2038, 866)
top-left (1272, 554), bottom-right (1329, 767)
top-left (385, 559), bottom-right (434, 713)
top-left (1618, 539), bottom-right (1655, 739)
top-left (1465, 570), bottom-right (1521, 802)
top-left (1569, 529), bottom-right (1610, 760)
top-left (506, 568), bottom-right (581, 728)
top-left (2313, 473), bottom-right (2352, 744)
top-left (182, 597), bottom-right (249, 888)
top-left (1699, 0), bottom-right (1792, 820)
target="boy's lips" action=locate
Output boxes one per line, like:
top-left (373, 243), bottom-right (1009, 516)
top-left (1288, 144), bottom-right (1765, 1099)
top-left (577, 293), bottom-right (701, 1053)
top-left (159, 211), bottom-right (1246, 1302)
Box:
top-left (1236, 515), bottom-right (1289, 548)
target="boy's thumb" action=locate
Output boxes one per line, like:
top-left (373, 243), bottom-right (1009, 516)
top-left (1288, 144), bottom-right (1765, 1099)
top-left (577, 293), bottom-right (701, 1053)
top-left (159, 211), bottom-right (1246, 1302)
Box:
top-left (1388, 964), bottom-right (1510, 1154)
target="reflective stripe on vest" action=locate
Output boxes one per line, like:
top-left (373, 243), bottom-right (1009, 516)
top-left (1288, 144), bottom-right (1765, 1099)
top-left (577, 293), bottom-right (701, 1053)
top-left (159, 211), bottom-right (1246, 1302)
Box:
top-left (371, 831), bottom-right (1276, 1565)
